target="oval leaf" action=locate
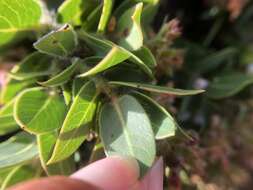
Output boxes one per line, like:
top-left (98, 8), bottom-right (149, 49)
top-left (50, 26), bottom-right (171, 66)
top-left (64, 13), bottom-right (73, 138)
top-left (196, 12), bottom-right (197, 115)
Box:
top-left (34, 24), bottom-right (78, 57)
top-left (109, 81), bottom-right (205, 95)
top-left (99, 95), bottom-right (156, 175)
top-left (0, 0), bottom-right (42, 46)
top-left (132, 91), bottom-right (177, 139)
top-left (14, 88), bottom-right (67, 134)
top-left (47, 81), bottom-right (99, 164)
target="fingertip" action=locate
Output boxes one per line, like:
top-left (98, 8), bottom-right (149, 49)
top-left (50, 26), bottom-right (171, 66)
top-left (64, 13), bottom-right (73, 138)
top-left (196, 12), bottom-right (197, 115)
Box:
top-left (71, 156), bottom-right (140, 190)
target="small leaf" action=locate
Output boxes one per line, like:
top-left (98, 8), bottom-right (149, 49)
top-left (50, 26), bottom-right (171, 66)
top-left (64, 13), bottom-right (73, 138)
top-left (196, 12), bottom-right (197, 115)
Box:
top-left (0, 165), bottom-right (36, 190)
top-left (118, 3), bottom-right (143, 51)
top-left (133, 46), bottom-right (157, 68)
top-left (78, 31), bottom-right (153, 77)
top-left (57, 0), bottom-right (99, 26)
top-left (34, 24), bottom-right (78, 57)
top-left (78, 46), bottom-right (130, 77)
top-left (61, 84), bottom-right (72, 106)
top-left (132, 91), bottom-right (176, 139)
top-left (82, 4), bottom-right (103, 31)
top-left (109, 81), bottom-right (205, 95)
top-left (206, 73), bottom-right (253, 99)
top-left (14, 88), bottom-right (67, 134)
top-left (98, 0), bottom-right (114, 33)
top-left (0, 132), bottom-right (38, 169)
top-left (48, 81), bottom-right (99, 164)
top-left (39, 59), bottom-right (79, 87)
top-left (0, 0), bottom-right (42, 46)
top-left (99, 95), bottom-right (156, 175)
top-left (37, 132), bottom-right (75, 175)
top-left (72, 78), bottom-right (88, 98)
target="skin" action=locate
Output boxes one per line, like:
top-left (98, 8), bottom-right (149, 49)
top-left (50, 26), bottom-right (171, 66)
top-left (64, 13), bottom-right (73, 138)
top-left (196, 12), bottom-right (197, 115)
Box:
top-left (9, 156), bottom-right (163, 190)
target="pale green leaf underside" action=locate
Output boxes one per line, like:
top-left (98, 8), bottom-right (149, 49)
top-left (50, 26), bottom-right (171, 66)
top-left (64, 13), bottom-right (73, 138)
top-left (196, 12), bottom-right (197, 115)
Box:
top-left (109, 81), bottom-right (205, 95)
top-left (14, 88), bottom-right (67, 134)
top-left (0, 0), bottom-right (42, 46)
top-left (0, 133), bottom-right (38, 169)
top-left (132, 91), bottom-right (177, 139)
top-left (99, 95), bottom-right (156, 175)
top-left (34, 24), bottom-right (78, 57)
top-left (207, 73), bottom-right (253, 99)
top-left (48, 81), bottom-right (99, 164)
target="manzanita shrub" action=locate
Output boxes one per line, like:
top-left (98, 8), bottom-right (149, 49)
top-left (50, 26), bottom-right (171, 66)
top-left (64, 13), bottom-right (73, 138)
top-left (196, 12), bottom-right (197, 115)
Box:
top-left (1, 0), bottom-right (253, 189)
top-left (0, 0), bottom-right (205, 188)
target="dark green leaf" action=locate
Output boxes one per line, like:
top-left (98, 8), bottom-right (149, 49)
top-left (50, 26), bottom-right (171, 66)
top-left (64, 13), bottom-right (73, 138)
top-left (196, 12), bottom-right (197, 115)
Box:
top-left (78, 46), bottom-right (130, 77)
top-left (99, 95), bottom-right (156, 175)
top-left (14, 88), bottom-right (67, 134)
top-left (133, 46), bottom-right (156, 68)
top-left (34, 24), bottom-right (78, 57)
top-left (39, 59), bottom-right (79, 87)
top-left (109, 81), bottom-right (205, 95)
top-left (206, 73), bottom-right (253, 99)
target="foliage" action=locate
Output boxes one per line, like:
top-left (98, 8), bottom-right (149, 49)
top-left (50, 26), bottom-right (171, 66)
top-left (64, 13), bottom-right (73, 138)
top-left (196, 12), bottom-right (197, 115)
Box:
top-left (0, 0), bottom-right (253, 189)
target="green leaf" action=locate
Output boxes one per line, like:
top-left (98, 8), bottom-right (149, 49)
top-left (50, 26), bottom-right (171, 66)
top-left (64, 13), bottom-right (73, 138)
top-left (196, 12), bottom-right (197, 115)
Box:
top-left (8, 52), bottom-right (53, 81)
top-left (206, 73), bottom-right (253, 99)
top-left (133, 46), bottom-right (156, 68)
top-left (48, 81), bottom-right (99, 164)
top-left (57, 0), bottom-right (99, 26)
top-left (0, 79), bottom-right (36, 104)
top-left (98, 0), bottom-right (114, 32)
top-left (0, 165), bottom-right (36, 190)
top-left (0, 0), bottom-right (42, 46)
top-left (118, 3), bottom-right (143, 51)
top-left (99, 95), bottom-right (156, 175)
top-left (0, 52), bottom-right (52, 103)
top-left (0, 132), bottom-right (38, 169)
top-left (37, 132), bottom-right (75, 175)
top-left (0, 99), bottom-right (19, 135)
top-left (72, 78), bottom-right (88, 98)
top-left (132, 91), bottom-right (176, 139)
top-left (78, 31), bottom-right (153, 77)
top-left (141, 0), bottom-right (159, 27)
top-left (34, 24), bottom-right (78, 57)
top-left (82, 4), bottom-right (103, 31)
top-left (78, 46), bottom-right (130, 77)
top-left (109, 81), bottom-right (205, 95)
top-left (14, 88), bottom-right (67, 134)
top-left (39, 59), bottom-right (79, 87)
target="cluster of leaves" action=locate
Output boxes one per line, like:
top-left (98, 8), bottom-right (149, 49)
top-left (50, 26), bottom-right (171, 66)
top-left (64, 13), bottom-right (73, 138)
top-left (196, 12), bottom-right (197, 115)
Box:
top-left (0, 0), bottom-right (206, 188)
